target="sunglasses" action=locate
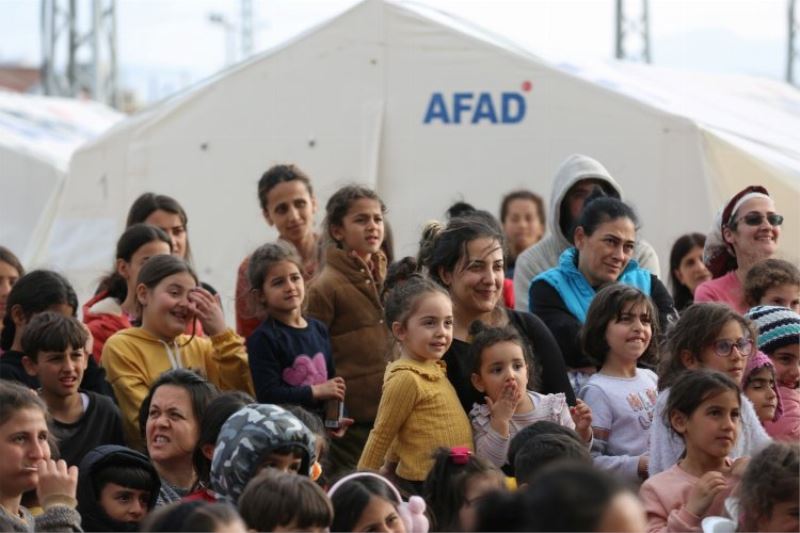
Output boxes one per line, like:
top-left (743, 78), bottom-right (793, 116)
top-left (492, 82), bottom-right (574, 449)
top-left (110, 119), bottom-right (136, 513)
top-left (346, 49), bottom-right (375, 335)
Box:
top-left (732, 212), bottom-right (784, 227)
top-left (710, 337), bottom-right (754, 358)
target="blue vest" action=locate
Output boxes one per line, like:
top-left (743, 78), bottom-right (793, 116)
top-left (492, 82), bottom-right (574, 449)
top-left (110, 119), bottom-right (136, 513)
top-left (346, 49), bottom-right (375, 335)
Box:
top-left (530, 247), bottom-right (652, 323)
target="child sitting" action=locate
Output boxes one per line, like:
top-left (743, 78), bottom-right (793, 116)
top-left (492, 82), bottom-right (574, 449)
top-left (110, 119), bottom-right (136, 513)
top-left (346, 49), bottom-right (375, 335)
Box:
top-left (76, 444), bottom-right (160, 531)
top-left (640, 370), bottom-right (747, 532)
top-left (743, 258), bottom-right (800, 313)
top-left (469, 322), bottom-right (592, 469)
top-left (579, 284), bottom-right (659, 483)
top-left (741, 349), bottom-right (783, 433)
top-left (238, 470), bottom-right (332, 532)
top-left (746, 305), bottom-right (800, 442)
top-left (21, 312), bottom-right (124, 467)
top-left (737, 441), bottom-right (799, 532)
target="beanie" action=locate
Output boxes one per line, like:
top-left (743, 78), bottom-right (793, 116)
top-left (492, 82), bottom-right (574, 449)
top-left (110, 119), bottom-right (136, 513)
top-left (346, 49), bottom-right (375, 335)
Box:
top-left (745, 305), bottom-right (800, 355)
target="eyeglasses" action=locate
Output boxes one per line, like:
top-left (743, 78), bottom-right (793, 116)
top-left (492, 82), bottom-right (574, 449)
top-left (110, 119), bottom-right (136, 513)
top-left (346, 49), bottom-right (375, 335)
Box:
top-left (710, 337), bottom-right (754, 358)
top-left (733, 212), bottom-right (784, 227)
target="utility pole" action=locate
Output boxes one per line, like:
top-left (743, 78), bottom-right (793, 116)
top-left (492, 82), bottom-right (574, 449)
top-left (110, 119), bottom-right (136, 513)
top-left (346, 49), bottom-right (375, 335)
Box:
top-left (40, 0), bottom-right (118, 107)
top-left (789, 0), bottom-right (798, 85)
top-left (241, 0), bottom-right (254, 59)
top-left (615, 0), bottom-right (651, 63)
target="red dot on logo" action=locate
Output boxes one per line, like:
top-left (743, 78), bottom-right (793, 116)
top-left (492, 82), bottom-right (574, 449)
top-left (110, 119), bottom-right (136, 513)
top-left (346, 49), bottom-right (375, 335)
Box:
top-left (522, 81), bottom-right (532, 92)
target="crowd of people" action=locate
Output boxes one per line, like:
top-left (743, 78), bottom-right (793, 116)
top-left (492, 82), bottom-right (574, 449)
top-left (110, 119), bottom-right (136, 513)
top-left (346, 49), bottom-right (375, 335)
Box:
top-left (0, 153), bottom-right (798, 532)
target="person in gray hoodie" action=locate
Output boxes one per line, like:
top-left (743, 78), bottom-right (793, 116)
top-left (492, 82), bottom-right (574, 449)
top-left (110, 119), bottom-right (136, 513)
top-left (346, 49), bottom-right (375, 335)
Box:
top-left (513, 154), bottom-right (660, 312)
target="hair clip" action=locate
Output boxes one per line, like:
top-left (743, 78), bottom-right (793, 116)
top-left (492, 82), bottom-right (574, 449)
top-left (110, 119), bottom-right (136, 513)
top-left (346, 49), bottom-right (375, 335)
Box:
top-left (450, 446), bottom-right (471, 465)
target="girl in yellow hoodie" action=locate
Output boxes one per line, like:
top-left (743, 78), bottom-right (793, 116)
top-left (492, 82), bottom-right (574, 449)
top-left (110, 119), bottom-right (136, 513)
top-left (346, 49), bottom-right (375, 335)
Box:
top-left (102, 255), bottom-right (253, 450)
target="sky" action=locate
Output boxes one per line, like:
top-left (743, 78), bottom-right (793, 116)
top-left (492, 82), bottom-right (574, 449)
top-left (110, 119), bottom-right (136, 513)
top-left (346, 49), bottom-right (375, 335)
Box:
top-left (0, 0), bottom-right (792, 106)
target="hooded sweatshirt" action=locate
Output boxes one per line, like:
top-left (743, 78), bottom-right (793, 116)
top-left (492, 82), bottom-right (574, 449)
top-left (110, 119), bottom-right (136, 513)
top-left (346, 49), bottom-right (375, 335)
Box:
top-left (101, 327), bottom-right (254, 450)
top-left (209, 403), bottom-right (316, 504)
top-left (513, 154), bottom-right (661, 312)
top-left (77, 445), bottom-right (160, 532)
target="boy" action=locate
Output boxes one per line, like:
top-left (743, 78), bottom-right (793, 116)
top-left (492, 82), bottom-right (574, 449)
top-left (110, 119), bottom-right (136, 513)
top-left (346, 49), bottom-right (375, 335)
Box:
top-left (238, 470), bottom-right (332, 532)
top-left (21, 312), bottom-right (125, 466)
top-left (77, 444), bottom-right (161, 531)
top-left (744, 258), bottom-right (800, 313)
top-left (514, 433), bottom-right (592, 487)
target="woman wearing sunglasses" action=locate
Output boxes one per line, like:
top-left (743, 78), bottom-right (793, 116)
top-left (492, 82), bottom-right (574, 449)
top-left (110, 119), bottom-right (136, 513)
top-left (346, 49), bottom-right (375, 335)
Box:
top-left (695, 186), bottom-right (784, 314)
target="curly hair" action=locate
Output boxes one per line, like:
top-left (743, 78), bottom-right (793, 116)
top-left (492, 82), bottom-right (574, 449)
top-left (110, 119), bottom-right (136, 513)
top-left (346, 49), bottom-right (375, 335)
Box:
top-left (738, 442), bottom-right (799, 532)
top-left (743, 258), bottom-right (800, 307)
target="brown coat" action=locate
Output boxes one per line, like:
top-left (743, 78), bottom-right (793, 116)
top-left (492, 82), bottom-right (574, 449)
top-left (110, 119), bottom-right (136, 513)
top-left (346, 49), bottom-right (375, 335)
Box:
top-left (306, 246), bottom-right (389, 423)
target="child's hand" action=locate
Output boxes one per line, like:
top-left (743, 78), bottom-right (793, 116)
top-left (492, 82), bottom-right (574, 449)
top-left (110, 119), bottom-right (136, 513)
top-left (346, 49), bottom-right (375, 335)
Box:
top-left (570, 399), bottom-right (593, 443)
top-left (686, 471), bottom-right (728, 517)
top-left (328, 417), bottom-right (354, 439)
top-left (729, 456), bottom-right (750, 478)
top-left (36, 459), bottom-right (78, 507)
top-left (487, 380), bottom-right (521, 437)
top-left (186, 287), bottom-right (226, 336)
top-left (312, 377), bottom-right (346, 401)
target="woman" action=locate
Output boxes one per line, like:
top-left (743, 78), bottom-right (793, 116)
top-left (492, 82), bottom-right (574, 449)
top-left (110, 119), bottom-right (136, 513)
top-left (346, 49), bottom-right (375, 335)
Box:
top-left (695, 185), bottom-right (783, 314)
top-left (668, 233), bottom-right (711, 312)
top-left (0, 246), bottom-right (23, 341)
top-left (138, 369), bottom-right (219, 505)
top-left (528, 192), bottom-right (675, 393)
top-left (422, 212), bottom-right (574, 414)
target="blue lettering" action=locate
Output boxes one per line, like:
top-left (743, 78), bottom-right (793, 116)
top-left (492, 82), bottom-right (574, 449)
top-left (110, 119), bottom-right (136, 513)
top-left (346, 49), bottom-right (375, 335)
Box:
top-left (423, 93), bottom-right (450, 124)
top-left (424, 91), bottom-right (526, 125)
top-left (472, 93), bottom-right (497, 124)
top-left (453, 92), bottom-right (473, 124)
top-left (501, 92), bottom-right (525, 123)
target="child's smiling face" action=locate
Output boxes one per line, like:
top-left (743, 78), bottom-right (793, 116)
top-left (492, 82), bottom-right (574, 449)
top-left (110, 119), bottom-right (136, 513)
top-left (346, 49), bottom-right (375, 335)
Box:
top-left (770, 344), bottom-right (800, 389)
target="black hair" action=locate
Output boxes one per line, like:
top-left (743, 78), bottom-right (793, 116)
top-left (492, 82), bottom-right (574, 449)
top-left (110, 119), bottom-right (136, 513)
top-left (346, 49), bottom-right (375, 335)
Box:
top-left (571, 189), bottom-right (639, 242)
top-left (281, 404), bottom-right (329, 464)
top-left (135, 255), bottom-right (199, 339)
top-left (257, 164), bottom-right (314, 211)
top-left (446, 201), bottom-right (477, 220)
top-left (513, 433), bottom-right (592, 486)
top-left (94, 464), bottom-right (156, 495)
top-left (96, 224), bottom-right (172, 301)
top-left (580, 283), bottom-right (659, 369)
top-left (468, 321), bottom-right (539, 391)
top-left (0, 245), bottom-right (24, 277)
top-left (239, 470), bottom-right (332, 532)
top-left (558, 180), bottom-right (620, 240)
top-left (668, 233), bottom-right (707, 310)
top-left (738, 442), bottom-right (800, 532)
top-left (141, 501), bottom-right (241, 532)
top-left (499, 190), bottom-right (546, 227)
top-left (246, 241), bottom-right (303, 308)
top-left (506, 420), bottom-right (583, 476)
top-left (384, 270), bottom-right (449, 332)
top-left (125, 192), bottom-right (193, 265)
top-left (664, 369), bottom-right (740, 438)
top-left (1, 270), bottom-right (78, 351)
top-left (0, 379), bottom-right (48, 427)
top-left (193, 391), bottom-right (253, 485)
top-left (21, 312), bottom-right (88, 363)
top-left (330, 476), bottom-right (400, 532)
top-left (323, 184), bottom-right (386, 245)
top-left (138, 369), bottom-right (219, 443)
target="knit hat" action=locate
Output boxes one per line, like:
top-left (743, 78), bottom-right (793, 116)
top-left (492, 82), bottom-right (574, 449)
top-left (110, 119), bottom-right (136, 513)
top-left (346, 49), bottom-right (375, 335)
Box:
top-left (745, 305), bottom-right (800, 355)
top-left (742, 350), bottom-right (783, 422)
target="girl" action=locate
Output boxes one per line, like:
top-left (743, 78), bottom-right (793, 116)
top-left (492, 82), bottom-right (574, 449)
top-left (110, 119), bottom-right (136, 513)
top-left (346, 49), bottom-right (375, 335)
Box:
top-left (737, 441), bottom-right (799, 532)
top-left (126, 192), bottom-right (192, 263)
top-left (0, 380), bottom-right (81, 531)
top-left (579, 284), bottom-right (659, 483)
top-left (740, 350), bottom-right (782, 434)
top-left (245, 242), bottom-right (345, 412)
top-left (499, 190), bottom-right (546, 279)
top-left (423, 447), bottom-right (505, 532)
top-left (358, 274), bottom-right (473, 491)
top-left (743, 259), bottom-right (800, 313)
top-left (306, 184), bottom-right (390, 473)
top-left (0, 245), bottom-right (23, 340)
top-left (101, 254), bottom-right (253, 449)
top-left (84, 223), bottom-right (172, 362)
top-left (640, 370), bottom-right (746, 533)
top-left (328, 472), bottom-right (428, 533)
top-left (668, 233), bottom-right (711, 312)
top-left (469, 322), bottom-right (592, 469)
top-left (648, 303), bottom-right (771, 476)
top-left (236, 164), bottom-right (320, 337)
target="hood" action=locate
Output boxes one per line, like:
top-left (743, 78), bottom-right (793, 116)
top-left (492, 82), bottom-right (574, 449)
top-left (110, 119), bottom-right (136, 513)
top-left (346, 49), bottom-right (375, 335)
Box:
top-left (548, 154), bottom-right (623, 247)
top-left (742, 350), bottom-right (783, 423)
top-left (77, 445), bottom-right (161, 532)
top-left (209, 403), bottom-right (316, 504)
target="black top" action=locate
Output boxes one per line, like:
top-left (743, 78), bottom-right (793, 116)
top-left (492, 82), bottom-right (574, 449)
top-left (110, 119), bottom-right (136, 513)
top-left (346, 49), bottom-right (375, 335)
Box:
top-left (443, 308), bottom-right (575, 414)
top-left (529, 274), bottom-right (676, 369)
top-left (50, 391), bottom-right (126, 466)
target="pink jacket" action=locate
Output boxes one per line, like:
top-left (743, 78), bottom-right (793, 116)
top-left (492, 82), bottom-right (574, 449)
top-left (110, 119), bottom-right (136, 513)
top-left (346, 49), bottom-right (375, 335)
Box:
top-left (764, 386), bottom-right (800, 442)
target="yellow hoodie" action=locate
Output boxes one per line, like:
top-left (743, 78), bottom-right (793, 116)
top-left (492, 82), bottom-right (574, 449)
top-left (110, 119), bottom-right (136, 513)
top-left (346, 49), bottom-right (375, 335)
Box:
top-left (101, 327), bottom-right (254, 450)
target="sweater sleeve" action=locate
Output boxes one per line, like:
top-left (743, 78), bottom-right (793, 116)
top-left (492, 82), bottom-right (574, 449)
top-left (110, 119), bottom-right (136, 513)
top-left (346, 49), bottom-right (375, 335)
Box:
top-left (471, 408), bottom-right (510, 468)
top-left (246, 326), bottom-right (314, 405)
top-left (34, 504), bottom-right (82, 532)
top-left (581, 384), bottom-right (640, 481)
top-left (101, 338), bottom-right (150, 450)
top-left (204, 329), bottom-right (255, 396)
top-left (358, 370), bottom-right (418, 471)
top-left (640, 479), bottom-right (702, 533)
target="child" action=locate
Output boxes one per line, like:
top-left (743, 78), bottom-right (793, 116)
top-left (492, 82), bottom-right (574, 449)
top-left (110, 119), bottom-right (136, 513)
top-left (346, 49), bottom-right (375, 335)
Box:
top-left (579, 284), bottom-right (659, 483)
top-left (140, 501), bottom-right (247, 532)
top-left (306, 184), bottom-right (390, 473)
top-left (83, 223), bottom-right (172, 362)
top-left (238, 470), bottom-right (332, 532)
top-left (20, 312), bottom-right (124, 467)
top-left (468, 322), bottom-right (592, 469)
top-left (358, 275), bottom-right (473, 491)
top-left (746, 305), bottom-right (800, 442)
top-left (101, 254), bottom-right (254, 449)
top-left (281, 404), bottom-right (329, 485)
top-left (499, 189), bottom-right (545, 279)
top-left (0, 245), bottom-right (23, 340)
top-left (329, 472), bottom-right (429, 533)
top-left (423, 447), bottom-right (505, 532)
top-left (0, 380), bottom-right (81, 531)
top-left (649, 303), bottom-right (771, 476)
top-left (209, 403), bottom-right (317, 504)
top-left (245, 242), bottom-right (345, 412)
top-left (513, 433), bottom-right (592, 487)
top-left (506, 419), bottom-right (585, 476)
top-left (743, 258), bottom-right (800, 313)
top-left (235, 164), bottom-right (320, 337)
top-left (737, 441), bottom-right (799, 532)
top-left (740, 349), bottom-right (783, 432)
top-left (640, 370), bottom-right (747, 533)
top-left (76, 444), bottom-right (161, 531)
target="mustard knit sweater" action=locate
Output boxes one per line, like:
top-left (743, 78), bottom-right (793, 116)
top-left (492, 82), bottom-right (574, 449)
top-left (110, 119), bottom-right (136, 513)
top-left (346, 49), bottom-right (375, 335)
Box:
top-left (358, 357), bottom-right (473, 481)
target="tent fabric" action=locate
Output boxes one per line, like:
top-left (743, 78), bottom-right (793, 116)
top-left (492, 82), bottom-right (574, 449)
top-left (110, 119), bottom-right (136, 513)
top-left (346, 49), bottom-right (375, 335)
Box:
top-left (33, 0), bottom-right (800, 318)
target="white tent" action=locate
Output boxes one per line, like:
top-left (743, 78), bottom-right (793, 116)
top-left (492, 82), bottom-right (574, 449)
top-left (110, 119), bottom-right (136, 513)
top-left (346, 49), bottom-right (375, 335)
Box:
top-left (0, 90), bottom-right (122, 262)
top-left (38, 0), bottom-right (800, 316)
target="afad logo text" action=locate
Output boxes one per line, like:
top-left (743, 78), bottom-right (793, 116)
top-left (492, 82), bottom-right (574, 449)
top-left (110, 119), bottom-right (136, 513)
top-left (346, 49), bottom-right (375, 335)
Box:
top-left (423, 81), bottom-right (532, 125)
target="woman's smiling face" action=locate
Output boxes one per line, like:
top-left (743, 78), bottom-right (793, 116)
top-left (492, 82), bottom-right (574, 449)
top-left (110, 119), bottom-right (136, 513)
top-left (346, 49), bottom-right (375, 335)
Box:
top-left (440, 237), bottom-right (504, 316)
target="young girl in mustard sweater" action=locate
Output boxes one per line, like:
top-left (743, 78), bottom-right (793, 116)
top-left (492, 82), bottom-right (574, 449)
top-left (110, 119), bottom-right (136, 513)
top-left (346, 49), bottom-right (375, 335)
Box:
top-left (358, 267), bottom-right (472, 493)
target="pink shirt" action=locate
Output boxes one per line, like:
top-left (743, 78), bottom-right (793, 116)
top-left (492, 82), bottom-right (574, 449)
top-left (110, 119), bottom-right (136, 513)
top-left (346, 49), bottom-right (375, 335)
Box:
top-left (694, 271), bottom-right (747, 315)
top-left (765, 385), bottom-right (800, 442)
